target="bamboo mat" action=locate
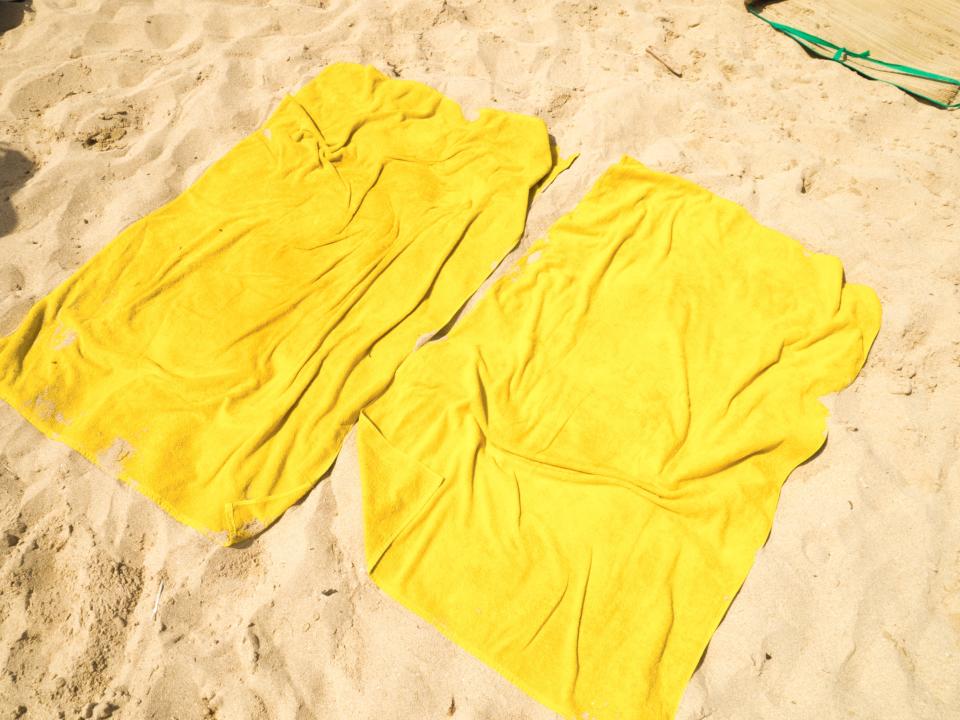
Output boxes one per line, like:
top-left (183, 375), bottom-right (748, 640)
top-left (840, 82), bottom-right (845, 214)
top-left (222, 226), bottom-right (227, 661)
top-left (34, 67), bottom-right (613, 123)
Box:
top-left (750, 0), bottom-right (960, 108)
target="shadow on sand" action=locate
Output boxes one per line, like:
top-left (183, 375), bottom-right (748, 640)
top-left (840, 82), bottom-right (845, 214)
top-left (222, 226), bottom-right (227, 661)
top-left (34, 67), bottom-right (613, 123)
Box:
top-left (0, 0), bottom-right (30, 35)
top-left (0, 145), bottom-right (36, 238)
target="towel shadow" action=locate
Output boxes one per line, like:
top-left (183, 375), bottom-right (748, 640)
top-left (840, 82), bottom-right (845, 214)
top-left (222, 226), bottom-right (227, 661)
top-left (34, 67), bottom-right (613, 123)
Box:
top-left (0, 0), bottom-right (30, 35)
top-left (0, 146), bottom-right (36, 237)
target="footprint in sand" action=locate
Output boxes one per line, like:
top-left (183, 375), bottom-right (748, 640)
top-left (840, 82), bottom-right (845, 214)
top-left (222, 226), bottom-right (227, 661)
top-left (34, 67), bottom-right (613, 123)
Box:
top-left (0, 264), bottom-right (25, 293)
top-left (245, 624), bottom-right (261, 668)
top-left (144, 14), bottom-right (189, 50)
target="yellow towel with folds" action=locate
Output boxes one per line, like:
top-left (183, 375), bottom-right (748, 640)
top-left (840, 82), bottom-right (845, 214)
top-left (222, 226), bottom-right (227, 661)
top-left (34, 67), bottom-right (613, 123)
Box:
top-left (358, 157), bottom-right (881, 720)
top-left (0, 62), bottom-right (565, 544)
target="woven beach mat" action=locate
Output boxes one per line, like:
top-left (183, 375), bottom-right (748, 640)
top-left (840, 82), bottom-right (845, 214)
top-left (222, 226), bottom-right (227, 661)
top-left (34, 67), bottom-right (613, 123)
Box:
top-left (749, 0), bottom-right (960, 108)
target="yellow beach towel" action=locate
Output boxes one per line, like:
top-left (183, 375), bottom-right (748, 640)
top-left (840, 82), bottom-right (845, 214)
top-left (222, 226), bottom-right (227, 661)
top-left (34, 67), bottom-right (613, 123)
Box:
top-left (0, 63), bottom-right (565, 544)
top-left (358, 158), bottom-right (881, 719)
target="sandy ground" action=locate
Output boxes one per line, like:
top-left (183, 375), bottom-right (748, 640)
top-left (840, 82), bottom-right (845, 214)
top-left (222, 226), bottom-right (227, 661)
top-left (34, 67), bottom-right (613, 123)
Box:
top-left (0, 1), bottom-right (958, 718)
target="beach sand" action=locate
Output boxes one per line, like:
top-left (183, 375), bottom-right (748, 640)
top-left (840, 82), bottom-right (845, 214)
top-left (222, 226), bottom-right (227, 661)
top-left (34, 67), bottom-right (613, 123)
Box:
top-left (1, 1), bottom-right (958, 718)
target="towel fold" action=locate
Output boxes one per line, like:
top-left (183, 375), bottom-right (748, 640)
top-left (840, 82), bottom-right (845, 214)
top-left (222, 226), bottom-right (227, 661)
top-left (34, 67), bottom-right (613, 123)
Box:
top-left (357, 157), bottom-right (881, 720)
top-left (0, 62), bottom-right (563, 544)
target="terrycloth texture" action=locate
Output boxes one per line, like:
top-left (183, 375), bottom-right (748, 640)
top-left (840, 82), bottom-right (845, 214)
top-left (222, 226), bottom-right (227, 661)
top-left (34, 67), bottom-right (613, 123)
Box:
top-left (0, 62), bottom-right (563, 544)
top-left (357, 158), bottom-right (882, 720)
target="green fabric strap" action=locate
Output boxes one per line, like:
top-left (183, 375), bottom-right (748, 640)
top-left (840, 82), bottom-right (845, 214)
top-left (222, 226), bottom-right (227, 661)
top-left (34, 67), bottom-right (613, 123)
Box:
top-left (748, 6), bottom-right (960, 109)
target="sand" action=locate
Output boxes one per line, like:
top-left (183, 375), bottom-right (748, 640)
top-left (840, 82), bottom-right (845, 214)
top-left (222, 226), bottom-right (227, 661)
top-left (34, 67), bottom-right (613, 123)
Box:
top-left (0, 1), bottom-right (958, 718)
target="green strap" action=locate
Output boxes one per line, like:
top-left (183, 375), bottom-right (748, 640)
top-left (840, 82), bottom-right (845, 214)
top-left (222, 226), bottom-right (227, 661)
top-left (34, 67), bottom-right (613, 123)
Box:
top-left (748, 6), bottom-right (960, 109)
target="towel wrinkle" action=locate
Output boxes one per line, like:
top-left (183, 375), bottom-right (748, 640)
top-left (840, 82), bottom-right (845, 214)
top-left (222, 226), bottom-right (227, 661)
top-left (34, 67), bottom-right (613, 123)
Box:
top-left (521, 573), bottom-right (570, 651)
top-left (569, 549), bottom-right (593, 702)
